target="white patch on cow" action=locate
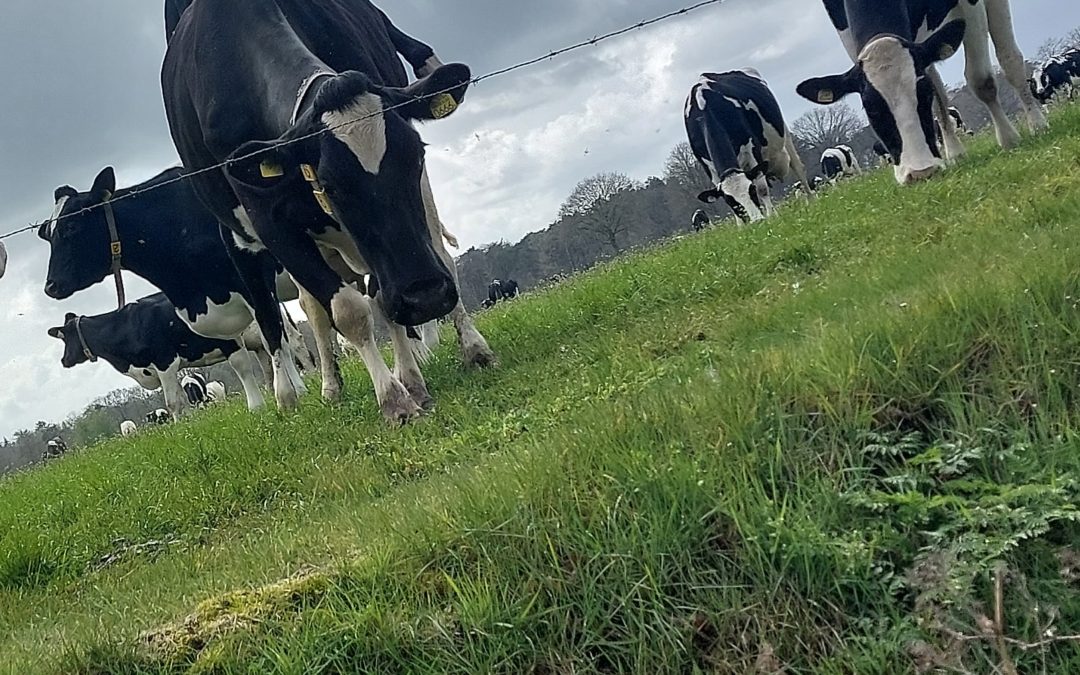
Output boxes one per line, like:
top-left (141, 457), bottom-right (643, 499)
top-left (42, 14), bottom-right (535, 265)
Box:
top-left (207, 381), bottom-right (227, 402)
top-left (231, 206), bottom-right (266, 253)
top-left (719, 172), bottom-right (764, 223)
top-left (48, 196), bottom-right (70, 239)
top-left (860, 38), bottom-right (942, 184)
top-left (120, 420), bottom-right (137, 437)
top-left (313, 226), bottom-right (371, 276)
top-left (182, 292), bottom-right (254, 341)
top-left (322, 94), bottom-right (387, 175)
top-left (125, 366), bottom-right (163, 390)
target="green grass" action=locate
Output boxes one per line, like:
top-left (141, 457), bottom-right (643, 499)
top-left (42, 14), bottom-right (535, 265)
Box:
top-left (5, 105), bottom-right (1080, 673)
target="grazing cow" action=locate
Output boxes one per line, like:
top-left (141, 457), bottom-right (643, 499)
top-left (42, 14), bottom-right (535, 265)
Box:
top-left (797, 0), bottom-right (1047, 185)
top-left (162, 0), bottom-right (493, 421)
top-left (47, 294), bottom-right (261, 421)
top-left (146, 409), bottom-right (171, 426)
top-left (182, 372), bottom-right (209, 407)
top-left (1030, 49), bottom-right (1080, 104)
top-left (691, 209), bottom-right (710, 232)
top-left (120, 420), bottom-right (138, 437)
top-left (42, 437), bottom-right (67, 463)
top-left (685, 69), bottom-right (808, 223)
top-left (500, 279), bottom-right (520, 301)
top-left (934, 106), bottom-right (973, 144)
top-left (485, 280), bottom-right (503, 309)
top-left (821, 145), bottom-right (861, 181)
top-left (207, 381), bottom-right (227, 403)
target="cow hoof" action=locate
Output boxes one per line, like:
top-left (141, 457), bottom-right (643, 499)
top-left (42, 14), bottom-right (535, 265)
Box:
top-left (407, 384), bottom-right (435, 411)
top-left (462, 343), bottom-right (498, 369)
top-left (380, 383), bottom-right (422, 424)
top-left (322, 383), bottom-right (343, 404)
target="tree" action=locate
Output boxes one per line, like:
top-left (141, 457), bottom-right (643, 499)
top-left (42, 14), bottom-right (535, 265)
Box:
top-left (1036, 27), bottom-right (1080, 61)
top-left (791, 103), bottom-right (865, 151)
top-left (558, 172), bottom-right (641, 253)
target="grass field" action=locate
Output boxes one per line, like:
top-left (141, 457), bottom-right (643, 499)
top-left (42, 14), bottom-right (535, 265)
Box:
top-left (5, 105), bottom-right (1080, 673)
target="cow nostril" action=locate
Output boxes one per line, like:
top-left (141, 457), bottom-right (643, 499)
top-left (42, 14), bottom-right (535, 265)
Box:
top-left (401, 278), bottom-right (452, 306)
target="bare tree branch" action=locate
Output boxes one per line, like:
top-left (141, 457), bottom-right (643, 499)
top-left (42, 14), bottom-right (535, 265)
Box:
top-left (791, 103), bottom-right (864, 151)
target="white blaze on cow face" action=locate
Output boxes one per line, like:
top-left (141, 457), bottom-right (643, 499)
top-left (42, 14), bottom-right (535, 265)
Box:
top-left (322, 93), bottom-right (388, 175)
top-left (719, 172), bottom-right (765, 223)
top-left (48, 196), bottom-right (70, 240)
top-left (859, 38), bottom-right (943, 185)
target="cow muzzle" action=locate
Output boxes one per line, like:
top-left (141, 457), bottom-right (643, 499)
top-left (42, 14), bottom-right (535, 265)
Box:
top-left (895, 162), bottom-right (942, 185)
top-left (385, 276), bottom-right (457, 326)
top-left (44, 280), bottom-right (69, 300)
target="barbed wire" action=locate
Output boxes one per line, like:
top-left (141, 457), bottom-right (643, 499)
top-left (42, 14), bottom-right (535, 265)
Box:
top-left (0, 0), bottom-right (725, 242)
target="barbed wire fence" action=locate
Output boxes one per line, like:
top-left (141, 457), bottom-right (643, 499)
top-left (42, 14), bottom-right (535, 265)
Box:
top-left (0, 0), bottom-right (725, 242)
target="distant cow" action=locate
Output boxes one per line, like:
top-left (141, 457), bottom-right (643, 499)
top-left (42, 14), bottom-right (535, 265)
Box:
top-left (42, 437), bottom-right (67, 463)
top-left (485, 280), bottom-right (503, 309)
top-left (935, 106), bottom-right (972, 144)
top-left (685, 68), bottom-right (808, 223)
top-left (821, 145), bottom-right (861, 182)
top-left (797, 0), bottom-right (1047, 185)
top-left (207, 381), bottom-right (227, 403)
top-left (1030, 48), bottom-right (1080, 104)
top-left (48, 294), bottom-right (263, 421)
top-left (691, 209), bottom-right (710, 232)
top-left (146, 409), bottom-right (171, 426)
top-left (120, 420), bottom-right (138, 437)
top-left (182, 372), bottom-right (209, 407)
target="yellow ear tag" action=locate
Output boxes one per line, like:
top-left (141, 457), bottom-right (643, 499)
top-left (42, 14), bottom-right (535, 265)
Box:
top-left (260, 161), bottom-right (285, 179)
top-left (818, 89), bottom-right (835, 104)
top-left (430, 93), bottom-right (459, 119)
top-left (939, 45), bottom-right (955, 60)
top-left (300, 164), bottom-right (318, 182)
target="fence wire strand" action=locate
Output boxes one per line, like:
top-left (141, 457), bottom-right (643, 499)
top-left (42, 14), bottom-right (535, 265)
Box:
top-left (0, 0), bottom-right (724, 242)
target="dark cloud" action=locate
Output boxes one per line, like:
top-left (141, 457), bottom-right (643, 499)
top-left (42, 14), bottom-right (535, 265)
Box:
top-left (0, 0), bottom-right (1075, 436)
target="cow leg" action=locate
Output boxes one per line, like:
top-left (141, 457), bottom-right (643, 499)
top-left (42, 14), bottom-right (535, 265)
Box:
top-left (282, 304), bottom-right (317, 374)
top-left (160, 363), bottom-right (187, 421)
top-left (225, 241), bottom-right (303, 411)
top-left (298, 286), bottom-right (344, 403)
top-left (420, 169), bottom-right (497, 368)
top-left (371, 301), bottom-right (434, 410)
top-left (261, 232), bottom-right (418, 423)
top-left (752, 175), bottom-right (774, 217)
top-left (985, 0), bottom-right (1049, 133)
top-left (961, 7), bottom-right (1022, 150)
top-left (228, 346), bottom-right (266, 410)
top-left (926, 67), bottom-right (967, 162)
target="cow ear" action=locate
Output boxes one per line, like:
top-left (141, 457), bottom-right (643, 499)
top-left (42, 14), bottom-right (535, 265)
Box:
top-left (383, 63), bottom-right (472, 121)
top-left (54, 186), bottom-right (77, 203)
top-left (796, 66), bottom-right (862, 105)
top-left (697, 188), bottom-right (721, 204)
top-left (65, 312), bottom-right (77, 322)
top-left (913, 20), bottom-right (966, 70)
top-left (91, 167), bottom-right (116, 200)
top-left (224, 141), bottom-right (295, 189)
top-left (48, 326), bottom-right (64, 340)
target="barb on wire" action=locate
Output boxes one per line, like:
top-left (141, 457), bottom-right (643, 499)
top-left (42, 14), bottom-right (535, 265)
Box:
top-left (0, 0), bottom-right (724, 242)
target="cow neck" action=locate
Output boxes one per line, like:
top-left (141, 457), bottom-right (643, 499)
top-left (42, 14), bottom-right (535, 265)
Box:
top-left (844, 0), bottom-right (916, 46)
top-left (74, 316), bottom-right (98, 363)
top-left (109, 192), bottom-right (200, 309)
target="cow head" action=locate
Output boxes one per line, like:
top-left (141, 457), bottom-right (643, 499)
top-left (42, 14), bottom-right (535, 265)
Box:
top-left (47, 312), bottom-right (90, 369)
top-left (224, 64), bottom-right (472, 327)
top-left (39, 167), bottom-right (117, 300)
top-left (796, 20), bottom-right (966, 185)
top-left (697, 169), bottom-right (766, 223)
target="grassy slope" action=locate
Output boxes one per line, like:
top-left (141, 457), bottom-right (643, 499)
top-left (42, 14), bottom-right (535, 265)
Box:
top-left (5, 105), bottom-right (1080, 673)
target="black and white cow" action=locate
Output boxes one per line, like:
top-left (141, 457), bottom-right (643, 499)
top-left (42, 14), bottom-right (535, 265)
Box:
top-left (162, 0), bottom-right (494, 422)
top-left (685, 69), bottom-right (809, 223)
top-left (146, 409), bottom-right (171, 426)
top-left (935, 106), bottom-right (972, 143)
top-left (797, 0), bottom-right (1047, 185)
top-left (821, 145), bottom-right (861, 181)
top-left (181, 372), bottom-right (208, 407)
top-left (42, 437), bottom-right (67, 463)
top-left (484, 280), bottom-right (503, 309)
top-left (48, 294), bottom-right (258, 421)
top-left (691, 209), bottom-right (710, 232)
top-left (872, 139), bottom-right (893, 166)
top-left (120, 420), bottom-right (138, 437)
top-left (41, 167), bottom-right (312, 410)
top-left (1030, 48), bottom-right (1080, 104)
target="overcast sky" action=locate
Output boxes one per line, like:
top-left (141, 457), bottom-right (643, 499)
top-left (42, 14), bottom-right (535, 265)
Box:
top-left (0, 0), bottom-right (1073, 438)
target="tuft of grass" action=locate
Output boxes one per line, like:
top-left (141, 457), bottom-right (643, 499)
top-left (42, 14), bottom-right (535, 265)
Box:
top-left (4, 104), bottom-right (1080, 673)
